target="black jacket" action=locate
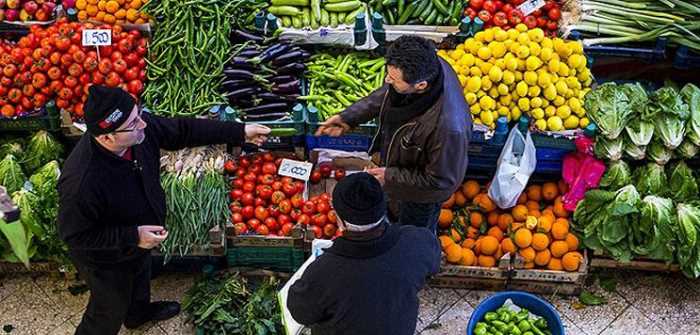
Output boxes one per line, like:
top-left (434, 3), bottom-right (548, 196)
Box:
top-left (57, 112), bottom-right (245, 269)
top-left (341, 59), bottom-right (472, 203)
top-left (287, 223), bottom-right (441, 335)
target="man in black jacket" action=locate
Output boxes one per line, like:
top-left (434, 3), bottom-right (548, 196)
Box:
top-left (58, 85), bottom-right (270, 335)
top-left (316, 35), bottom-right (471, 233)
top-left (287, 173), bottom-right (441, 335)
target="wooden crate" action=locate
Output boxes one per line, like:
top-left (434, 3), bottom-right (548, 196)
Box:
top-left (152, 225), bottom-right (226, 257)
top-left (508, 251), bottom-right (589, 296)
top-left (226, 221), bottom-right (313, 249)
top-left (589, 251), bottom-right (680, 272)
top-left (428, 255), bottom-right (511, 290)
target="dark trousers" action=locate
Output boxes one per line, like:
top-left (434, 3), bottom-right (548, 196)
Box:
top-left (395, 201), bottom-right (442, 234)
top-left (73, 254), bottom-right (152, 335)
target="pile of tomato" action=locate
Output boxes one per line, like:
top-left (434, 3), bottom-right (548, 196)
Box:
top-left (464, 0), bottom-right (562, 35)
top-left (226, 152), bottom-right (341, 239)
top-left (0, 18), bottom-right (147, 119)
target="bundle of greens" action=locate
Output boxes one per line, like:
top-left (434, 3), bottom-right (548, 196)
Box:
top-left (0, 154), bottom-right (27, 194)
top-left (634, 162), bottom-right (668, 196)
top-left (599, 160), bottom-right (632, 190)
top-left (183, 272), bottom-right (283, 335)
top-left (624, 83), bottom-right (654, 146)
top-left (647, 140), bottom-right (673, 165)
top-left (22, 131), bottom-right (63, 173)
top-left (594, 136), bottom-right (624, 161)
top-left (0, 142), bottom-right (24, 162)
top-left (676, 203), bottom-right (700, 278)
top-left (669, 162), bottom-right (699, 202)
top-left (651, 86), bottom-right (689, 150)
top-left (677, 140), bottom-right (699, 159)
top-left (632, 196), bottom-right (677, 263)
top-left (682, 83), bottom-right (700, 147)
top-left (584, 82), bottom-right (632, 140)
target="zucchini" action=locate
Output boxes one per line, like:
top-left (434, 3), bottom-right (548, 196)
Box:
top-left (281, 16), bottom-right (293, 27)
top-left (324, 0), bottom-right (361, 12)
top-left (302, 8), bottom-right (311, 26)
top-left (344, 4), bottom-right (365, 24)
top-left (330, 12), bottom-right (339, 27)
top-left (292, 15), bottom-right (303, 28)
top-left (271, 0), bottom-right (309, 6)
top-left (268, 5), bottom-right (303, 16)
top-left (320, 9), bottom-right (330, 26)
top-left (269, 128), bottom-right (299, 136)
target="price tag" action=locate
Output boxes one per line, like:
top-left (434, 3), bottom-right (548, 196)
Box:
top-left (517, 0), bottom-right (546, 16)
top-left (82, 29), bottom-right (112, 46)
top-left (319, 28), bottom-right (329, 37)
top-left (278, 159), bottom-right (313, 181)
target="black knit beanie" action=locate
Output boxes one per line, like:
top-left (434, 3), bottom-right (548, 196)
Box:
top-left (332, 172), bottom-right (386, 226)
top-left (84, 85), bottom-right (135, 135)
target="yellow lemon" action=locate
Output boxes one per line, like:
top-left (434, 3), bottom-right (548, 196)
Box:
top-left (511, 106), bottom-right (522, 120)
top-left (477, 46), bottom-right (492, 60)
top-left (516, 45), bottom-right (530, 59)
top-left (556, 105), bottom-right (572, 119)
top-left (503, 70), bottom-right (515, 85)
top-left (497, 83), bottom-right (509, 96)
top-left (505, 58), bottom-right (518, 71)
top-left (554, 96), bottom-right (566, 107)
top-left (567, 54), bottom-right (585, 70)
top-left (480, 62), bottom-right (494, 75)
top-left (480, 96), bottom-right (496, 111)
top-left (544, 84), bottom-right (557, 100)
top-left (490, 42), bottom-right (507, 58)
top-left (558, 63), bottom-right (571, 77)
top-left (569, 41), bottom-right (584, 55)
top-left (528, 86), bottom-right (541, 97)
top-left (568, 97), bottom-right (582, 111)
top-left (499, 94), bottom-right (512, 106)
top-left (524, 71), bottom-right (538, 86)
top-left (480, 110), bottom-right (495, 126)
top-left (564, 115), bottom-right (580, 129)
top-left (529, 42), bottom-right (542, 57)
top-left (508, 28), bottom-right (520, 40)
top-left (517, 32), bottom-right (530, 44)
top-left (475, 31), bottom-right (486, 42)
top-left (526, 56), bottom-right (543, 71)
top-left (458, 54), bottom-right (476, 67)
top-left (498, 106), bottom-right (510, 116)
top-left (528, 28), bottom-right (545, 43)
top-left (540, 48), bottom-right (554, 62)
top-left (548, 58), bottom-right (560, 73)
top-left (531, 107), bottom-right (545, 120)
top-left (466, 76), bottom-right (482, 93)
top-left (483, 28), bottom-right (495, 42)
top-left (489, 87), bottom-right (500, 99)
top-left (535, 119), bottom-right (548, 131)
top-left (516, 82), bottom-right (529, 97)
top-left (545, 106), bottom-right (557, 117)
top-left (577, 69), bottom-right (591, 82)
top-left (518, 98), bottom-right (531, 112)
top-left (495, 29), bottom-right (509, 42)
top-left (579, 117), bottom-right (590, 128)
top-left (489, 66), bottom-right (503, 82)
top-left (531, 97), bottom-right (543, 109)
top-left (515, 23), bottom-right (528, 32)
top-left (547, 116), bottom-right (564, 131)
top-left (556, 81), bottom-right (569, 96)
top-left (470, 66), bottom-right (483, 77)
top-left (495, 58), bottom-right (506, 70)
top-left (465, 92), bottom-right (478, 105)
top-left (514, 71), bottom-right (523, 82)
top-left (471, 103), bottom-right (481, 114)
top-left (481, 76), bottom-right (493, 91)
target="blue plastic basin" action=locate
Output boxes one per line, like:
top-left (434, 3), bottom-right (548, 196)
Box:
top-left (466, 291), bottom-right (564, 335)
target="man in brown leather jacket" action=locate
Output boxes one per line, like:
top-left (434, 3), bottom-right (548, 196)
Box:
top-left (317, 35), bottom-right (471, 233)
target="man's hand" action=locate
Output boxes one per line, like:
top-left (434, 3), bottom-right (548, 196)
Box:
top-left (137, 226), bottom-right (168, 249)
top-left (366, 167), bottom-right (386, 185)
top-left (315, 115), bottom-right (350, 137)
top-left (245, 124), bottom-right (271, 146)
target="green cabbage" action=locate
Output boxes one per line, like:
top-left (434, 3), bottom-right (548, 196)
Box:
top-left (651, 87), bottom-right (689, 149)
top-left (676, 203), bottom-right (700, 278)
top-left (22, 131), bottom-right (63, 174)
top-left (594, 136), bottom-right (624, 161)
top-left (623, 138), bottom-right (646, 160)
top-left (585, 82), bottom-right (632, 140)
top-left (633, 196), bottom-right (676, 263)
top-left (0, 154), bottom-right (27, 194)
top-left (634, 162), bottom-right (667, 196)
top-left (647, 140), bottom-right (672, 165)
top-left (681, 83), bottom-right (700, 146)
top-left (625, 118), bottom-right (654, 147)
top-left (669, 161), bottom-right (699, 202)
top-left (600, 160), bottom-right (632, 190)
top-left (677, 140), bottom-right (698, 159)
top-left (0, 142), bottom-right (23, 162)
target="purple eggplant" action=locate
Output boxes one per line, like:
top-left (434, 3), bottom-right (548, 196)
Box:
top-left (230, 29), bottom-right (265, 44)
top-left (267, 75), bottom-right (296, 84)
top-left (237, 49), bottom-right (262, 58)
top-left (271, 50), bottom-right (308, 67)
top-left (227, 57), bottom-right (257, 70)
top-left (272, 80), bottom-right (301, 94)
top-left (244, 112), bottom-right (290, 121)
top-left (248, 43), bottom-right (291, 64)
top-left (277, 62), bottom-right (306, 75)
top-left (224, 87), bottom-right (260, 99)
top-left (241, 102), bottom-right (289, 115)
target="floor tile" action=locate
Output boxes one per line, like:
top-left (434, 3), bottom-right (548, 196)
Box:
top-left (0, 274), bottom-right (21, 302)
top-left (417, 288), bottom-right (463, 325)
top-left (48, 320), bottom-right (78, 335)
top-left (561, 314), bottom-right (590, 335)
top-left (599, 305), bottom-right (670, 335)
top-left (685, 277), bottom-right (700, 294)
top-left (155, 312), bottom-right (194, 335)
top-left (34, 274), bottom-right (90, 320)
top-left (549, 280), bottom-right (629, 335)
top-left (0, 281), bottom-right (71, 335)
top-left (150, 273), bottom-right (195, 303)
top-left (420, 298), bottom-right (472, 335)
top-left (463, 290), bottom-right (493, 309)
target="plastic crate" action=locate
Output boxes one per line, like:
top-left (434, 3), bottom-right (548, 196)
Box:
top-left (0, 111), bottom-right (61, 132)
top-left (673, 46), bottom-right (700, 69)
top-left (218, 104), bottom-right (306, 150)
top-left (226, 246), bottom-right (305, 273)
top-left (305, 106), bottom-right (378, 152)
top-left (569, 31), bottom-right (668, 63)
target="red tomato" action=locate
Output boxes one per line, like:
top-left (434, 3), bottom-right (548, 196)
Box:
top-left (8, 89), bottom-right (22, 104)
top-left (334, 169), bottom-right (346, 181)
top-left (316, 201), bottom-right (330, 214)
top-left (327, 210), bottom-right (337, 223)
top-left (118, 38), bottom-right (133, 54)
top-left (98, 59), bottom-right (112, 74)
top-left (302, 201), bottom-right (316, 215)
top-left (271, 181), bottom-right (283, 191)
top-left (278, 214), bottom-right (291, 227)
top-left (255, 206), bottom-right (269, 221)
top-left (469, 0), bottom-right (483, 10)
top-left (502, 4), bottom-right (513, 13)
top-left (262, 152), bottom-right (275, 162)
top-left (124, 68), bottom-right (139, 81)
top-left (248, 164), bottom-right (261, 175)
top-left (262, 162), bottom-right (277, 175)
top-left (323, 224), bottom-right (337, 238)
top-left (242, 205), bottom-right (255, 219)
top-left (546, 20), bottom-right (558, 31)
top-left (224, 160), bottom-right (236, 174)
top-left (524, 15), bottom-right (538, 29)
top-left (310, 170), bottom-right (322, 184)
top-left (68, 63), bottom-right (83, 77)
top-left (264, 217), bottom-right (279, 231)
top-left (312, 214), bottom-right (327, 227)
top-left (319, 164), bottom-right (332, 178)
top-left (236, 167), bottom-right (247, 177)
top-left (290, 194), bottom-right (304, 209)
top-left (232, 213), bottom-right (244, 224)
top-left (280, 177), bottom-right (294, 184)
top-left (233, 222), bottom-right (248, 235)
top-left (290, 209), bottom-right (302, 221)
top-left (255, 223), bottom-right (268, 235)
top-left (105, 72), bottom-right (121, 87)
top-left (268, 205), bottom-right (280, 218)
top-left (229, 189), bottom-right (243, 201)
top-left (243, 172), bottom-right (257, 183)
top-left (232, 179), bottom-right (244, 189)
top-left (229, 202), bottom-right (242, 213)
top-left (60, 54), bottom-right (74, 66)
top-left (261, 174), bottom-right (275, 185)
top-left (242, 181), bottom-right (256, 193)
top-left (113, 59), bottom-right (127, 74)
top-left (241, 193), bottom-right (255, 206)
top-left (248, 218), bottom-right (261, 231)
top-left (281, 223), bottom-right (293, 236)
top-left (258, 185), bottom-right (273, 200)
top-left (494, 0), bottom-right (503, 10)
top-left (2, 65), bottom-right (17, 77)
top-left (310, 225), bottom-right (322, 238)
top-left (478, 10), bottom-right (492, 22)
top-left (279, 199), bottom-right (292, 214)
top-left (254, 198), bottom-right (266, 207)
top-left (548, 8), bottom-right (561, 21)
top-left (537, 17), bottom-right (548, 28)
top-left (275, 158), bottom-right (283, 167)
top-left (271, 191), bottom-right (286, 205)
top-left (482, 0), bottom-right (496, 13)
top-left (282, 183), bottom-right (297, 197)
top-left (239, 157), bottom-right (251, 168)
top-left (31, 73), bottom-right (47, 88)
top-left (508, 9), bottom-right (524, 25)
top-left (319, 193), bottom-right (331, 203)
top-left (493, 12), bottom-right (508, 26)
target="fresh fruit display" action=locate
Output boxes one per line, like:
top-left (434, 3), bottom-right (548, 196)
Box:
top-left (226, 152), bottom-right (341, 239)
top-left (309, 162), bottom-right (346, 184)
top-left (0, 19), bottom-right (147, 119)
top-left (439, 179), bottom-right (583, 272)
top-left (368, 0), bottom-right (467, 26)
top-left (439, 25), bottom-right (593, 131)
top-left (73, 0), bottom-right (149, 24)
top-left (299, 52), bottom-right (385, 122)
top-left (0, 0), bottom-right (56, 22)
top-left (473, 303), bottom-right (553, 335)
top-left (464, 0), bottom-right (563, 35)
top-left (271, 0), bottom-right (367, 29)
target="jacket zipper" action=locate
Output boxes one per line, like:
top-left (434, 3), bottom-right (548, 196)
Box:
top-left (368, 91), bottom-right (390, 155)
top-left (385, 121), bottom-right (417, 166)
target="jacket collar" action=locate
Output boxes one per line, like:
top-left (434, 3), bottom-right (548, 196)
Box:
top-left (88, 136), bottom-right (138, 164)
top-left (326, 222), bottom-right (401, 259)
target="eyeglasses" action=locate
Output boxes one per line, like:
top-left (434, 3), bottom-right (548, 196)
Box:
top-left (112, 108), bottom-right (145, 133)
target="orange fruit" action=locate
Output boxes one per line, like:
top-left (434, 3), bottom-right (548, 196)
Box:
top-left (97, 0), bottom-right (106, 10)
top-left (542, 208), bottom-right (554, 217)
top-left (542, 182), bottom-right (559, 201)
top-left (103, 13), bottom-right (116, 23)
top-left (78, 10), bottom-right (89, 20)
top-left (524, 261), bottom-right (535, 269)
top-left (454, 191), bottom-right (467, 207)
top-left (550, 240), bottom-right (569, 258)
top-left (474, 238), bottom-right (482, 255)
top-left (514, 228), bottom-right (533, 248)
top-left (487, 226), bottom-right (504, 242)
top-left (86, 4), bottom-right (99, 15)
top-left (512, 205), bottom-right (529, 221)
top-left (519, 247), bottom-right (536, 262)
top-left (475, 193), bottom-right (497, 213)
top-left (460, 248), bottom-right (476, 266)
top-left (532, 233), bottom-right (550, 251)
top-left (135, 17), bottom-right (146, 24)
top-left (566, 233), bottom-right (580, 251)
top-left (439, 235), bottom-right (454, 250)
top-left (517, 192), bottom-right (528, 204)
top-left (115, 8), bottom-right (127, 19)
top-left (87, 0), bottom-right (98, 4)
top-left (553, 196), bottom-right (569, 218)
top-left (488, 212), bottom-right (500, 226)
top-left (129, 0), bottom-right (142, 8)
top-left (538, 214), bottom-right (554, 233)
top-left (95, 11), bottom-right (106, 21)
top-left (76, 0), bottom-right (88, 9)
top-left (548, 258), bottom-right (563, 271)
top-left (526, 200), bottom-right (540, 211)
top-left (558, 179), bottom-right (569, 195)
top-left (527, 185), bottom-right (542, 202)
top-left (535, 249), bottom-right (552, 266)
top-left (442, 193), bottom-right (456, 209)
top-left (470, 211), bottom-right (484, 228)
top-left (467, 226), bottom-right (479, 239)
top-left (450, 228), bottom-right (462, 243)
top-left (446, 244), bottom-right (463, 263)
top-left (480, 236), bottom-right (500, 256)
top-left (528, 209), bottom-right (542, 218)
top-left (501, 238), bottom-right (517, 254)
top-left (511, 222), bottom-right (525, 231)
top-left (462, 180), bottom-right (480, 199)
top-left (497, 213), bottom-right (513, 231)
top-left (438, 209), bottom-right (454, 229)
top-left (562, 252), bottom-right (582, 271)
top-left (139, 11), bottom-right (149, 19)
top-left (478, 255), bottom-right (496, 267)
top-left (462, 238), bottom-right (476, 249)
top-left (126, 8), bottom-right (139, 21)
top-left (494, 245), bottom-right (504, 260)
top-left (552, 218), bottom-right (570, 240)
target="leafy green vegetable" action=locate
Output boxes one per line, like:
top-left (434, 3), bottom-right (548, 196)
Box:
top-left (25, 161), bottom-right (68, 265)
top-left (651, 87), bottom-right (689, 150)
top-left (669, 162), bottom-right (699, 202)
top-left (22, 131), bottom-right (63, 174)
top-left (623, 138), bottom-right (646, 161)
top-left (676, 203), bottom-right (700, 278)
top-left (0, 142), bottom-right (24, 162)
top-left (579, 291), bottom-right (607, 306)
top-left (0, 154), bottom-right (27, 194)
top-left (647, 140), bottom-right (672, 165)
top-left (634, 163), bottom-right (667, 196)
top-left (625, 118), bottom-right (654, 147)
top-left (594, 136), bottom-right (624, 161)
top-left (681, 83), bottom-right (700, 146)
top-left (632, 196), bottom-right (676, 262)
top-left (600, 161), bottom-right (632, 190)
top-left (677, 140), bottom-right (698, 159)
top-left (0, 218), bottom-right (31, 267)
top-left (585, 82), bottom-right (633, 140)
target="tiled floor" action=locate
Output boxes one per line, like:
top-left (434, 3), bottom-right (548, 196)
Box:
top-left (1, 270), bottom-right (699, 335)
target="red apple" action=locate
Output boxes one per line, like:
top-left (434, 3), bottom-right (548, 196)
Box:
top-left (23, 1), bottom-right (38, 15)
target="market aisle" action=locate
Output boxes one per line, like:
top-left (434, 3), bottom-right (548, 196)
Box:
top-left (1, 270), bottom-right (699, 335)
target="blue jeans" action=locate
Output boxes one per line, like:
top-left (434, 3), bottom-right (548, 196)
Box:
top-left (397, 201), bottom-right (442, 234)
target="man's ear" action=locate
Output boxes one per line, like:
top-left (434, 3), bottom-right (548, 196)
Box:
top-left (97, 134), bottom-right (113, 144)
top-left (414, 81), bottom-right (428, 91)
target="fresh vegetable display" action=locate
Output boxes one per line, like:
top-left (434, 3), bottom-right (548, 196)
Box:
top-left (439, 26), bottom-right (593, 130)
top-left (299, 52), bottom-right (385, 122)
top-left (142, 0), bottom-right (266, 117)
top-left (566, 0), bottom-right (700, 52)
top-left (73, 0), bottom-right (149, 24)
top-left (0, 0), bottom-right (56, 22)
top-left (368, 0), bottom-right (466, 26)
top-left (183, 272), bottom-right (283, 335)
top-left (223, 36), bottom-right (309, 122)
top-left (473, 302), bottom-right (553, 335)
top-left (0, 19), bottom-right (147, 119)
top-left (159, 147), bottom-right (229, 262)
top-left (271, 0), bottom-right (367, 29)
top-left (465, 0), bottom-right (563, 36)
top-left (0, 154), bottom-right (25, 194)
top-left (439, 180), bottom-right (583, 272)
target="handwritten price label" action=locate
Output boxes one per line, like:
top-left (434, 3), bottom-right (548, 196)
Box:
top-left (82, 29), bottom-right (112, 46)
top-left (278, 159), bottom-right (313, 181)
top-left (518, 0), bottom-right (546, 16)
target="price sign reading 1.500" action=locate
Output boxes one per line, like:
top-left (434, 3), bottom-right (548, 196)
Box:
top-left (82, 29), bottom-right (112, 47)
top-left (277, 159), bottom-right (313, 181)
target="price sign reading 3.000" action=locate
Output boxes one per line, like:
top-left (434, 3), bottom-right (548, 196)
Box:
top-left (278, 159), bottom-right (313, 181)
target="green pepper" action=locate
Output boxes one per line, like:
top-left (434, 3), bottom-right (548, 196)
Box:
top-left (518, 321), bottom-right (532, 332)
top-left (485, 312), bottom-right (499, 322)
top-left (511, 326), bottom-right (522, 335)
top-left (523, 332), bottom-right (534, 335)
top-left (474, 326), bottom-right (488, 335)
top-left (492, 321), bottom-right (509, 332)
top-left (530, 325), bottom-right (546, 335)
top-left (499, 311), bottom-right (512, 323)
top-left (535, 318), bottom-right (548, 330)
top-left (476, 322), bottom-right (489, 329)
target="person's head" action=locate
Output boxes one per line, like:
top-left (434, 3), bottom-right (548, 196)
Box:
top-left (332, 172), bottom-right (386, 233)
top-left (384, 35), bottom-right (441, 94)
top-left (85, 85), bottom-right (147, 151)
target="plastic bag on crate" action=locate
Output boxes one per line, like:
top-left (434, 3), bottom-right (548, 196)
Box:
top-left (488, 127), bottom-right (537, 209)
top-left (562, 135), bottom-right (606, 212)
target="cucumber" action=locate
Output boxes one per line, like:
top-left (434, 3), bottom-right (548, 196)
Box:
top-left (302, 8), bottom-right (311, 26)
top-left (324, 0), bottom-right (361, 12)
top-left (337, 11), bottom-right (347, 24)
top-left (344, 4), bottom-right (365, 25)
top-left (271, 0), bottom-right (309, 6)
top-left (320, 9), bottom-right (330, 26)
top-left (268, 5), bottom-right (303, 16)
top-left (281, 16), bottom-right (292, 27)
top-left (269, 128), bottom-right (298, 136)
top-left (330, 12), bottom-right (339, 27)
top-left (292, 15), bottom-right (303, 28)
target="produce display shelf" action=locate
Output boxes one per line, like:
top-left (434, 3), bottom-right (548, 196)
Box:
top-left (226, 245), bottom-right (306, 273)
top-left (429, 256), bottom-right (510, 291)
top-left (152, 225), bottom-right (227, 258)
top-left (509, 251), bottom-right (589, 296)
top-left (221, 103), bottom-right (307, 151)
top-left (0, 261), bottom-right (63, 274)
top-left (673, 46), bottom-right (700, 69)
top-left (569, 31), bottom-right (668, 63)
top-left (0, 112), bottom-right (61, 132)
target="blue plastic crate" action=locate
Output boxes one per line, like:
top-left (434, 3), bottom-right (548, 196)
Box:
top-left (569, 31), bottom-right (667, 63)
top-left (305, 134), bottom-right (373, 152)
top-left (674, 46), bottom-right (700, 69)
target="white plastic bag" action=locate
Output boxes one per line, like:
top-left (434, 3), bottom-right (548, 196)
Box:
top-left (488, 127), bottom-right (537, 209)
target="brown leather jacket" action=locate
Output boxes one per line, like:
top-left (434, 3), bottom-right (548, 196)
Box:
top-left (340, 59), bottom-right (472, 203)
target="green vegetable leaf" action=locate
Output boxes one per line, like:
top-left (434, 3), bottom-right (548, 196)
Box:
top-left (682, 83), bottom-right (700, 146)
top-left (0, 219), bottom-right (31, 268)
top-left (634, 163), bottom-right (668, 196)
top-left (669, 161), bottom-right (699, 202)
top-left (600, 161), bottom-right (632, 190)
top-left (585, 83), bottom-right (633, 140)
top-left (579, 291), bottom-right (607, 306)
